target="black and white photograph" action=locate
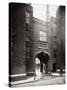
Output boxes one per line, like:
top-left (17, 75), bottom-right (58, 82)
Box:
top-left (9, 2), bottom-right (65, 87)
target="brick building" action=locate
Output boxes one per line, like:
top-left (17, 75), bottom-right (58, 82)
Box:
top-left (9, 3), bottom-right (34, 85)
top-left (33, 17), bottom-right (53, 73)
top-left (56, 6), bottom-right (65, 70)
top-left (49, 16), bottom-right (57, 72)
top-left (9, 3), bottom-right (65, 86)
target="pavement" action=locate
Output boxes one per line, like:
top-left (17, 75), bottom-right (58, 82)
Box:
top-left (12, 72), bottom-right (65, 87)
top-left (12, 76), bottom-right (65, 87)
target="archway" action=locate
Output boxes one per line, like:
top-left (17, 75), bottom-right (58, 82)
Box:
top-left (35, 52), bottom-right (51, 75)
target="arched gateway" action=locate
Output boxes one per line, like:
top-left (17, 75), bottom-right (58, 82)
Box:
top-left (34, 51), bottom-right (51, 76)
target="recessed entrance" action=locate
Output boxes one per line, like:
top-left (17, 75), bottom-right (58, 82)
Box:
top-left (52, 63), bottom-right (56, 72)
top-left (35, 52), bottom-right (51, 77)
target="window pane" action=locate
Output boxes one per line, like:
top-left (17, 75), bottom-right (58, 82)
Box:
top-left (26, 12), bottom-right (30, 23)
top-left (39, 31), bottom-right (47, 41)
top-left (43, 37), bottom-right (46, 41)
top-left (26, 47), bottom-right (30, 52)
top-left (40, 37), bottom-right (42, 41)
top-left (43, 32), bottom-right (46, 37)
top-left (40, 31), bottom-right (43, 36)
top-left (26, 12), bottom-right (30, 18)
top-left (26, 41), bottom-right (30, 47)
top-left (26, 30), bottom-right (30, 37)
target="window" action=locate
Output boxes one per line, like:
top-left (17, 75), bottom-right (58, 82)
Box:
top-left (26, 41), bottom-right (30, 47)
top-left (39, 31), bottom-right (47, 41)
top-left (26, 12), bottom-right (30, 24)
top-left (26, 47), bottom-right (30, 53)
top-left (26, 37), bottom-right (30, 42)
top-left (26, 30), bottom-right (30, 37)
top-left (26, 43), bottom-right (31, 58)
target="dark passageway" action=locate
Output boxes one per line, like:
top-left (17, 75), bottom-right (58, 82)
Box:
top-left (35, 52), bottom-right (51, 74)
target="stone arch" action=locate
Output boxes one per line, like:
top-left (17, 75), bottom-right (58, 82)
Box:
top-left (34, 51), bottom-right (51, 74)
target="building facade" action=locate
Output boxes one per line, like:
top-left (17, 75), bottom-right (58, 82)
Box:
top-left (49, 16), bottom-right (57, 72)
top-left (33, 17), bottom-right (53, 73)
top-left (56, 6), bottom-right (65, 70)
top-left (9, 3), bottom-right (65, 86)
top-left (9, 3), bottom-right (34, 85)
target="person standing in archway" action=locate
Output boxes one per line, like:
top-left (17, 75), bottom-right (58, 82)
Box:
top-left (34, 58), bottom-right (41, 80)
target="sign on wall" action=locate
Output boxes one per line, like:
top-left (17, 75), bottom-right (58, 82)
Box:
top-left (38, 41), bottom-right (48, 49)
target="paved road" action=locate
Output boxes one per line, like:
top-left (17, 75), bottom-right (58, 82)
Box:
top-left (13, 76), bottom-right (65, 87)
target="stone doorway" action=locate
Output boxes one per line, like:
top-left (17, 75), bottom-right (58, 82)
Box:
top-left (34, 52), bottom-right (51, 80)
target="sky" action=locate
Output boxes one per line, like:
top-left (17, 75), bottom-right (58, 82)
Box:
top-left (32, 4), bottom-right (58, 21)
